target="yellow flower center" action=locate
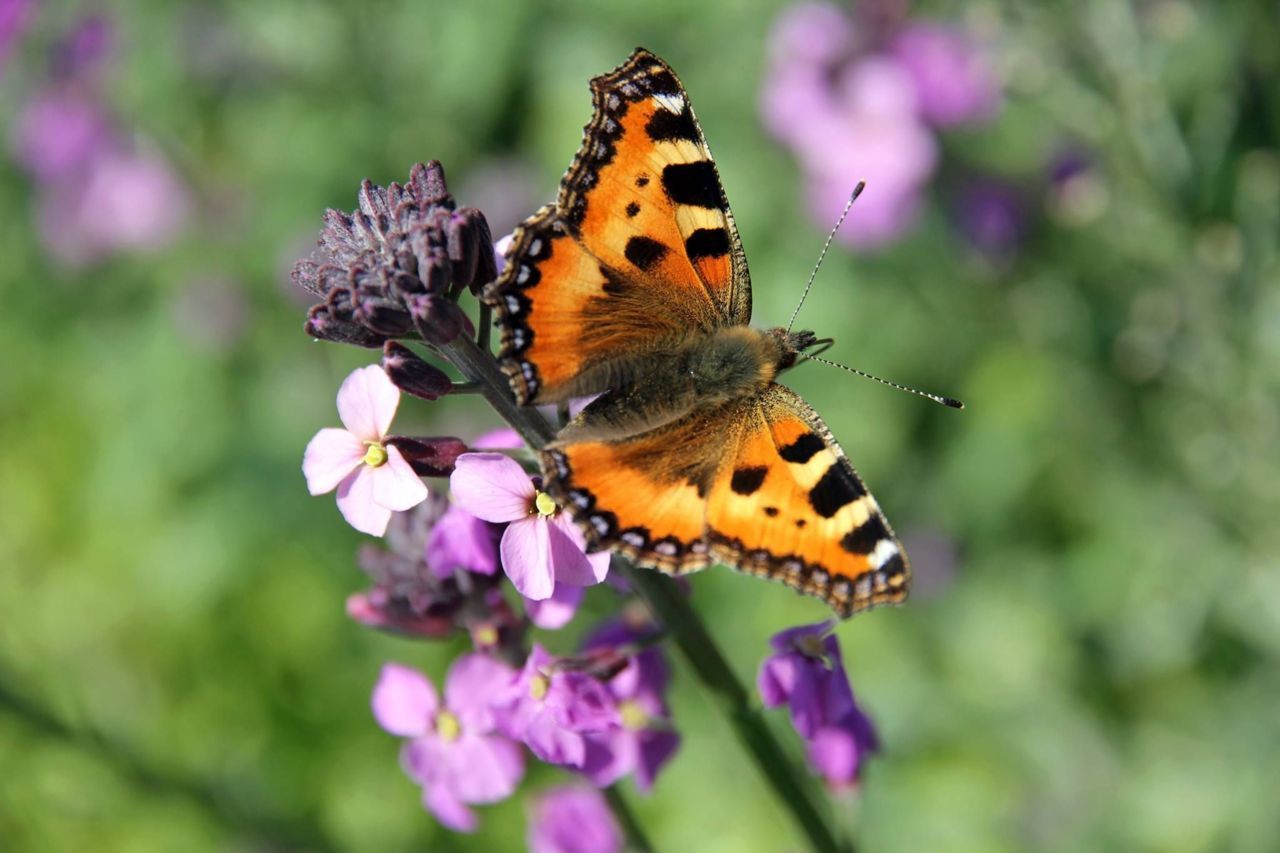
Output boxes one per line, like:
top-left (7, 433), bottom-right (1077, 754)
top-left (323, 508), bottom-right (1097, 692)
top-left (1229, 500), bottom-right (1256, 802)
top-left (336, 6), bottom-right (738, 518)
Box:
top-left (530, 672), bottom-right (550, 701)
top-left (363, 442), bottom-right (388, 467)
top-left (472, 624), bottom-right (498, 649)
top-left (435, 710), bottom-right (461, 742)
top-left (534, 490), bottom-right (557, 517)
top-left (619, 699), bottom-right (649, 731)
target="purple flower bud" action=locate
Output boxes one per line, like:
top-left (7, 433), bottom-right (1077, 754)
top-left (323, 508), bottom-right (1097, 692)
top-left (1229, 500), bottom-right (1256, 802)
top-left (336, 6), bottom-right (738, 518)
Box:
top-left (384, 436), bottom-right (468, 477)
top-left (407, 291), bottom-right (473, 346)
top-left (381, 341), bottom-right (453, 401)
top-left (527, 786), bottom-right (622, 853)
top-left (304, 304), bottom-right (388, 348)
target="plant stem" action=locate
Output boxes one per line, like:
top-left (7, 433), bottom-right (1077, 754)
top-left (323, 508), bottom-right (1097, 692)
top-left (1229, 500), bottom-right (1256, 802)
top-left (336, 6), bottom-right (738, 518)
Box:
top-left (437, 332), bottom-right (850, 853)
top-left (603, 785), bottom-right (655, 853)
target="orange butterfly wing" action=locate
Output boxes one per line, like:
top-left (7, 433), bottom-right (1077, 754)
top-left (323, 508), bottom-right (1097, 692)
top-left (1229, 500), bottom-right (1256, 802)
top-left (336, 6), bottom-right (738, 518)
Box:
top-left (543, 385), bottom-right (908, 617)
top-left (705, 385), bottom-right (909, 616)
top-left (486, 48), bottom-right (750, 404)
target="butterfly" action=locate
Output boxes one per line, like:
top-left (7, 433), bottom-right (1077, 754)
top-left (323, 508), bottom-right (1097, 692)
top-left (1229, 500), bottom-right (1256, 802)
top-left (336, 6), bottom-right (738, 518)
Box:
top-left (484, 48), bottom-right (908, 617)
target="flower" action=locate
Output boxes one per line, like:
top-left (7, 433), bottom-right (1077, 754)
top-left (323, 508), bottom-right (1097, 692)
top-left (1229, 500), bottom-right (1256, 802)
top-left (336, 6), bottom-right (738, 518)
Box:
top-left (292, 161), bottom-right (494, 348)
top-left (891, 23), bottom-right (1001, 128)
top-left (758, 620), bottom-right (879, 788)
top-left (426, 504), bottom-right (500, 579)
top-left (527, 786), bottom-right (622, 853)
top-left (579, 619), bottom-right (680, 792)
top-left (373, 657), bottom-right (524, 832)
top-left (523, 583), bottom-right (583, 630)
top-left (498, 644), bottom-right (619, 767)
top-left (303, 364), bottom-right (429, 536)
top-left (450, 452), bottom-right (609, 600)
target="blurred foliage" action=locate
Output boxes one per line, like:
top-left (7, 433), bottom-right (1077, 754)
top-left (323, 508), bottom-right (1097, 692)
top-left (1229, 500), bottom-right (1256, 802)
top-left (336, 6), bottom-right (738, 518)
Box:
top-left (1, 1), bottom-right (1278, 851)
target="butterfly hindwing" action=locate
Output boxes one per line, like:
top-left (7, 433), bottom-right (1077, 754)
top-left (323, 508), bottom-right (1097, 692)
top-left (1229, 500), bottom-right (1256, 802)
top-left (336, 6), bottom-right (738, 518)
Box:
top-left (706, 385), bottom-right (909, 617)
top-left (543, 383), bottom-right (908, 617)
top-left (486, 48), bottom-right (751, 405)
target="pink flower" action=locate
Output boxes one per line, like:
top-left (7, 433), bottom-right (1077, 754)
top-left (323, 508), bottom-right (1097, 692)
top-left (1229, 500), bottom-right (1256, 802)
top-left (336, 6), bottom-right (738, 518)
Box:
top-left (303, 365), bottom-right (429, 536)
top-left (449, 453), bottom-right (609, 600)
top-left (528, 785), bottom-right (622, 853)
top-left (373, 657), bottom-right (524, 832)
top-left (891, 23), bottom-right (1001, 128)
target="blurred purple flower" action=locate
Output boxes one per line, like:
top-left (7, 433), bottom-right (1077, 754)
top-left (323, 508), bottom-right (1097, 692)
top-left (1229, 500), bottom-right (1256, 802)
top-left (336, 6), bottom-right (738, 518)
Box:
top-left (51, 14), bottom-right (113, 79)
top-left (579, 619), bottom-right (680, 792)
top-left (373, 657), bottom-right (524, 832)
top-left (762, 3), bottom-right (1001, 249)
top-left (303, 365), bottom-right (430, 536)
top-left (758, 620), bottom-right (879, 789)
top-left (498, 644), bottom-right (619, 767)
top-left (11, 90), bottom-right (112, 182)
top-left (0, 0), bottom-right (34, 72)
top-left (528, 785), bottom-right (622, 853)
top-left (892, 23), bottom-right (1001, 127)
top-left (37, 146), bottom-right (191, 266)
top-left (524, 583), bottom-right (583, 630)
top-left (953, 179), bottom-right (1026, 258)
top-left (450, 453), bottom-right (609, 600)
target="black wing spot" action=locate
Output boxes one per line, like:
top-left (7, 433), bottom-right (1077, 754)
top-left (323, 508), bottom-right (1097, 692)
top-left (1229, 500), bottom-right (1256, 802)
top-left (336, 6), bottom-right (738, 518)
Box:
top-left (661, 161), bottom-right (723, 209)
top-left (646, 105), bottom-right (700, 143)
top-left (779, 433), bottom-right (824, 464)
top-left (624, 236), bottom-right (668, 271)
top-left (684, 228), bottom-right (730, 260)
top-left (841, 515), bottom-right (889, 554)
top-left (730, 466), bottom-right (768, 495)
top-left (795, 518), bottom-right (807, 529)
top-left (625, 201), bottom-right (640, 218)
top-left (809, 463), bottom-right (866, 518)
top-left (763, 506), bottom-right (779, 518)
top-left (635, 174), bottom-right (650, 188)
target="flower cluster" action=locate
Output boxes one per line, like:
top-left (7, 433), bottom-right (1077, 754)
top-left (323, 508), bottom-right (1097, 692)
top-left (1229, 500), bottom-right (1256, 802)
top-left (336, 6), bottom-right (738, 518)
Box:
top-left (8, 14), bottom-right (190, 266)
top-left (761, 2), bottom-right (1001, 249)
top-left (759, 620), bottom-right (879, 789)
top-left (294, 163), bottom-right (881, 840)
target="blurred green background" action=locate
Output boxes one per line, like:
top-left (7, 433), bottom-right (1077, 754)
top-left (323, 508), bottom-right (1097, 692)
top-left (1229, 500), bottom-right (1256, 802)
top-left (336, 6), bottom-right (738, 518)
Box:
top-left (2, 1), bottom-right (1278, 850)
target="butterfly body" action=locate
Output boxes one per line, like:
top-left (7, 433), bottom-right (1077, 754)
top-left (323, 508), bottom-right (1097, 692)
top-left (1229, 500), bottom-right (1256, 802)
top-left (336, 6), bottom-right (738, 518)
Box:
top-left (486, 49), bottom-right (909, 616)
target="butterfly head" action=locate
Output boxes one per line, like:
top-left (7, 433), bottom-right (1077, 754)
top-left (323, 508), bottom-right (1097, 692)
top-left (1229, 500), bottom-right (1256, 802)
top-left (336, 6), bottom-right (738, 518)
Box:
top-left (768, 328), bottom-right (828, 373)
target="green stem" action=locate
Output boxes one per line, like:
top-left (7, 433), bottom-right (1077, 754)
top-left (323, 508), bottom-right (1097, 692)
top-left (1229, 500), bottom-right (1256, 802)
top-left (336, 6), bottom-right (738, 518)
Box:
top-left (603, 785), bottom-right (655, 853)
top-left (437, 331), bottom-right (850, 853)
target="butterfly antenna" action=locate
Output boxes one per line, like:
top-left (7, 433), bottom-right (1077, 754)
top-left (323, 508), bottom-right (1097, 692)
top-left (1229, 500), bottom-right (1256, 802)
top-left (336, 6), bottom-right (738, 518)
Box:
top-left (807, 355), bottom-right (965, 409)
top-left (786, 181), bottom-right (865, 334)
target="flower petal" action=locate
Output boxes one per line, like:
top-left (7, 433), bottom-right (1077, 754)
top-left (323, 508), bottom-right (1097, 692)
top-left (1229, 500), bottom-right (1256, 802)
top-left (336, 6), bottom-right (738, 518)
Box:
top-left (634, 729), bottom-right (681, 793)
top-left (302, 428), bottom-right (365, 495)
top-left (426, 505), bottom-right (499, 578)
top-left (500, 519), bottom-right (555, 600)
top-left (446, 733), bottom-right (525, 804)
top-left (372, 663), bottom-right (437, 737)
top-left (445, 653), bottom-right (516, 732)
top-left (371, 445), bottom-right (430, 511)
top-left (757, 653), bottom-right (797, 708)
top-left (524, 583), bottom-right (583, 630)
top-left (336, 364), bottom-right (400, 441)
top-left (450, 452), bottom-right (534, 523)
top-left (423, 782), bottom-right (477, 832)
top-left (336, 466), bottom-right (393, 536)
top-left (472, 427), bottom-right (523, 449)
top-left (547, 514), bottom-right (608, 586)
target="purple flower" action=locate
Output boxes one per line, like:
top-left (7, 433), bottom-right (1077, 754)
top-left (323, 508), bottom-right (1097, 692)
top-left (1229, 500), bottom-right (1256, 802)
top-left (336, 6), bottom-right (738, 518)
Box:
top-left (524, 583), bottom-right (583, 630)
top-left (758, 621), bottom-right (879, 788)
top-left (891, 23), bottom-right (1000, 127)
top-left (579, 620), bottom-right (680, 792)
top-left (528, 786), bottom-right (622, 853)
top-left (37, 146), bottom-right (191, 266)
top-left (0, 0), bottom-right (34, 71)
top-left (303, 365), bottom-right (430, 536)
top-left (11, 90), bottom-right (112, 182)
top-left (953, 179), bottom-right (1026, 258)
top-left (450, 453), bottom-right (609, 600)
top-left (373, 656), bottom-right (524, 832)
top-left (426, 504), bottom-right (500, 579)
top-left (498, 644), bottom-right (619, 767)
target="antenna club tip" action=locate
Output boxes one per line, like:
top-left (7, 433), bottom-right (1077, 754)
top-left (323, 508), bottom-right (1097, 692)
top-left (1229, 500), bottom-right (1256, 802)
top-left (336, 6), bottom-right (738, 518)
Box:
top-left (942, 397), bottom-right (965, 410)
top-left (851, 181), bottom-right (866, 199)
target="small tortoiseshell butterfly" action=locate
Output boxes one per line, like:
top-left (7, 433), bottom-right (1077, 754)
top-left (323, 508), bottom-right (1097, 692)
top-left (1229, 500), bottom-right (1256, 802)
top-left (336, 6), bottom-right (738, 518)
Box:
top-left (485, 48), bottom-right (908, 617)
